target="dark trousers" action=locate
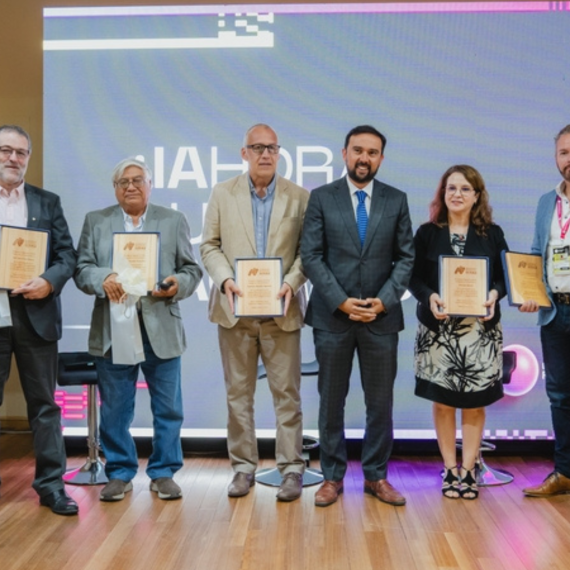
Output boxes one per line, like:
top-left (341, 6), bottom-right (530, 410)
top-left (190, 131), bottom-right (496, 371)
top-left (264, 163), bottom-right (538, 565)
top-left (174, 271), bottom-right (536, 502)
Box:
top-left (541, 302), bottom-right (570, 478)
top-left (0, 296), bottom-right (66, 497)
top-left (314, 325), bottom-right (398, 481)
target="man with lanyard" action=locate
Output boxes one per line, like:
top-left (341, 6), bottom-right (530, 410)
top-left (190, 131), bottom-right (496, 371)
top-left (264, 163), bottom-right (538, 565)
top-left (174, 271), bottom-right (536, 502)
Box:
top-left (200, 124), bottom-right (309, 501)
top-left (521, 124), bottom-right (570, 497)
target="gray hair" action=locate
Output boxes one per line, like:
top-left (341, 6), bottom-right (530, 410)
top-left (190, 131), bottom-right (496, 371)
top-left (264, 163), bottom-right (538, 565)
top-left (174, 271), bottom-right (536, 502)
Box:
top-left (0, 124), bottom-right (32, 154)
top-left (111, 157), bottom-right (152, 185)
top-left (242, 123), bottom-right (277, 147)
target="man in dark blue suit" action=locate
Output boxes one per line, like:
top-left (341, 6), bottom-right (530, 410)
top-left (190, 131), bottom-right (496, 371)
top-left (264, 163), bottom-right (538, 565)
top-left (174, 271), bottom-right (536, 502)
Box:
top-left (301, 125), bottom-right (414, 507)
top-left (0, 125), bottom-right (78, 515)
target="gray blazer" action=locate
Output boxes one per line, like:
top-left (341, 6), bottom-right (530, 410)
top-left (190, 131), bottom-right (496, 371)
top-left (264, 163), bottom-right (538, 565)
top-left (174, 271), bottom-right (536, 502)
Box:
top-left (74, 203), bottom-right (202, 359)
top-left (531, 188), bottom-right (558, 326)
top-left (23, 183), bottom-right (77, 341)
top-left (301, 177), bottom-right (414, 334)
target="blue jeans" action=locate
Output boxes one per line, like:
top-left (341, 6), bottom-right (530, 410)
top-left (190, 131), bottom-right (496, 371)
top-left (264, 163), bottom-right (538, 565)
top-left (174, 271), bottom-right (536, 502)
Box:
top-left (96, 322), bottom-right (184, 482)
top-left (541, 302), bottom-right (570, 478)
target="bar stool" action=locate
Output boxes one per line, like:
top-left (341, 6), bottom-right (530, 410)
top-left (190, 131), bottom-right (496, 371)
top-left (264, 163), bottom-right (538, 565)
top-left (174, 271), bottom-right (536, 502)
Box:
top-left (456, 349), bottom-right (517, 486)
top-left (57, 352), bottom-right (108, 485)
top-left (255, 360), bottom-right (324, 487)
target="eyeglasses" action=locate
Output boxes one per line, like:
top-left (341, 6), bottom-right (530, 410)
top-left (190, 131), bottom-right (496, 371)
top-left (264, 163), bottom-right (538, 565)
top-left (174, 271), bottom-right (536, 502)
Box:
top-left (114, 177), bottom-right (147, 189)
top-left (0, 146), bottom-right (30, 161)
top-left (246, 144), bottom-right (281, 155)
top-left (445, 185), bottom-right (475, 196)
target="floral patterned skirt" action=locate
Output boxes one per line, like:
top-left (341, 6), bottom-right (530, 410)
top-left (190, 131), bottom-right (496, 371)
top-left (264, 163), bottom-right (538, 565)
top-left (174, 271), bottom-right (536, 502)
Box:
top-left (414, 317), bottom-right (504, 409)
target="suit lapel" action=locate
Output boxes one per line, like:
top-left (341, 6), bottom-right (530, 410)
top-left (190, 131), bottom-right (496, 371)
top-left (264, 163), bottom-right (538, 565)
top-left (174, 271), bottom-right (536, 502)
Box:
top-left (24, 184), bottom-right (41, 228)
top-left (333, 178), bottom-right (362, 252)
top-left (266, 176), bottom-right (287, 255)
top-left (542, 192), bottom-right (557, 257)
top-left (234, 173), bottom-right (256, 253)
top-left (143, 204), bottom-right (159, 232)
top-left (111, 205), bottom-right (126, 232)
top-left (362, 180), bottom-right (388, 254)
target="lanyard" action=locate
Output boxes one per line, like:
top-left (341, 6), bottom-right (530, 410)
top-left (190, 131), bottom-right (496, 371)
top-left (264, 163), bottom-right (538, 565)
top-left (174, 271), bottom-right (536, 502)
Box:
top-left (556, 195), bottom-right (570, 239)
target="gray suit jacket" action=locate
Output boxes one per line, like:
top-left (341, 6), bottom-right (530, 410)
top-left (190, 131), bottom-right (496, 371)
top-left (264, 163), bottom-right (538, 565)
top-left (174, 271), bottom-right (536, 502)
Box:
top-left (200, 173), bottom-right (309, 331)
top-left (301, 177), bottom-right (414, 334)
top-left (22, 183), bottom-right (77, 341)
top-left (74, 203), bottom-right (202, 359)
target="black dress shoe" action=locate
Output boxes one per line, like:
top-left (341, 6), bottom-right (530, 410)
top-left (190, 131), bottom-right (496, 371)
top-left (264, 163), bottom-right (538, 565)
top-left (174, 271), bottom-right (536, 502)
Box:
top-left (39, 489), bottom-right (79, 516)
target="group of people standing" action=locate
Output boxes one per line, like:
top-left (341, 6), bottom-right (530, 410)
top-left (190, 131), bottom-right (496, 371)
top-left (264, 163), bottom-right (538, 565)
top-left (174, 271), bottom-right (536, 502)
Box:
top-left (0, 122), bottom-right (569, 517)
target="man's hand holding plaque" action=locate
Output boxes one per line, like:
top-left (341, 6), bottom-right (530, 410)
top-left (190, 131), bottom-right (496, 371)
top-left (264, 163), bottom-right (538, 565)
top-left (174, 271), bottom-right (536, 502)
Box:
top-left (233, 257), bottom-right (284, 317)
top-left (502, 251), bottom-right (551, 308)
top-left (112, 232), bottom-right (160, 293)
top-left (0, 225), bottom-right (50, 292)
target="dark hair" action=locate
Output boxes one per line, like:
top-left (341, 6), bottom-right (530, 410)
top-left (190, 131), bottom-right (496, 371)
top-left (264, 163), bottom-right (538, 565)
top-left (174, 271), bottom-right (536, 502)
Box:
top-left (555, 124), bottom-right (570, 143)
top-left (344, 125), bottom-right (386, 154)
top-left (0, 124), bottom-right (32, 153)
top-left (429, 164), bottom-right (494, 236)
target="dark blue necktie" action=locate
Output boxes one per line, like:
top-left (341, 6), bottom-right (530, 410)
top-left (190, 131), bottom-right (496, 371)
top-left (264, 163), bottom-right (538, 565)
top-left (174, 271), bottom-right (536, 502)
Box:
top-left (356, 190), bottom-right (368, 247)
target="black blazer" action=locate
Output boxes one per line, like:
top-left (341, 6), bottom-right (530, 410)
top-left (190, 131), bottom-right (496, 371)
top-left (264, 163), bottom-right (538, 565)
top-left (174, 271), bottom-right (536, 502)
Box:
top-left (23, 184), bottom-right (77, 341)
top-left (408, 222), bottom-right (508, 332)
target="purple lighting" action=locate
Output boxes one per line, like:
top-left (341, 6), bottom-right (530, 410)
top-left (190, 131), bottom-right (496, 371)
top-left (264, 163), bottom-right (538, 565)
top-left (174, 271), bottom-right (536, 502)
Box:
top-left (503, 344), bottom-right (540, 398)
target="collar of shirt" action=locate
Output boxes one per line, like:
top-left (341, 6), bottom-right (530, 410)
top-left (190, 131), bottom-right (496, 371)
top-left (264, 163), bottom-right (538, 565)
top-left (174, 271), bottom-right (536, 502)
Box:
top-left (248, 175), bottom-right (277, 199)
top-left (0, 180), bottom-right (28, 227)
top-left (121, 207), bottom-right (147, 232)
top-left (347, 176), bottom-right (374, 216)
top-left (555, 180), bottom-right (567, 200)
top-left (0, 180), bottom-right (25, 198)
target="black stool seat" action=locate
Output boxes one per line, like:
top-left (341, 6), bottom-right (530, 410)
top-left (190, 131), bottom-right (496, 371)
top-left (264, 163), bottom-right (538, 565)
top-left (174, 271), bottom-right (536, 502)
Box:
top-left (58, 352), bottom-right (98, 386)
top-left (58, 352), bottom-right (108, 486)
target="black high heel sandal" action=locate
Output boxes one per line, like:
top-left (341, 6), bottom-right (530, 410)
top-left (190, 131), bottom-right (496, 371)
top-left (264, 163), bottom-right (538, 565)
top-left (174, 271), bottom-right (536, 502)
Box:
top-left (442, 466), bottom-right (460, 499)
top-left (460, 467), bottom-right (479, 500)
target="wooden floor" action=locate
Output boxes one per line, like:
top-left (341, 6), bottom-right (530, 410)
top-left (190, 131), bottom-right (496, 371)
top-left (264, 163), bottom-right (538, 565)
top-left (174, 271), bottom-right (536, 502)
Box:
top-left (1, 434), bottom-right (569, 570)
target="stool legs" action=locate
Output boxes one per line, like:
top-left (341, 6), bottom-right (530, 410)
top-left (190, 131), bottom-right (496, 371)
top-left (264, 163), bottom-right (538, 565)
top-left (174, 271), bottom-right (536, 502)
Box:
top-left (63, 384), bottom-right (108, 486)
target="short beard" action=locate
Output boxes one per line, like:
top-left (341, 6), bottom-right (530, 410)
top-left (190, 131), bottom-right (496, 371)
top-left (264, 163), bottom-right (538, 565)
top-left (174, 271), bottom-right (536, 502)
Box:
top-left (347, 163), bottom-right (378, 185)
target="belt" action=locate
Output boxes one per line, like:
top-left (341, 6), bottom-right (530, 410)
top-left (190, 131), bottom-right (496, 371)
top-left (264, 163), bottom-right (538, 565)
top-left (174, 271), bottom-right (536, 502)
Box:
top-left (554, 292), bottom-right (570, 305)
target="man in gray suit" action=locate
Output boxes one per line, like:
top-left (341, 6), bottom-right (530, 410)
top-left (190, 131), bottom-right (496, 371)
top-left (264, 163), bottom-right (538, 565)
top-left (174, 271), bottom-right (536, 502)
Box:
top-left (301, 125), bottom-right (414, 507)
top-left (75, 158), bottom-right (202, 502)
top-left (200, 124), bottom-right (309, 501)
top-left (0, 124), bottom-right (78, 515)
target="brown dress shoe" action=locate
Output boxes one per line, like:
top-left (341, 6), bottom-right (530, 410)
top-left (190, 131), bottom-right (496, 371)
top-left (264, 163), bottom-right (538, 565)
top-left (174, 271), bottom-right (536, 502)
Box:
top-left (364, 479), bottom-right (406, 506)
top-left (523, 472), bottom-right (570, 497)
top-left (228, 472), bottom-right (255, 497)
top-left (276, 472), bottom-right (303, 502)
top-left (315, 480), bottom-right (343, 507)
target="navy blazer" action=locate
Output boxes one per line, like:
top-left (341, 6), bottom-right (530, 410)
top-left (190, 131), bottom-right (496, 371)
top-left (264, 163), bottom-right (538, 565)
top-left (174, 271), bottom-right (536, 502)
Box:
top-left (409, 222), bottom-right (508, 332)
top-left (301, 177), bottom-right (414, 334)
top-left (22, 183), bottom-right (77, 341)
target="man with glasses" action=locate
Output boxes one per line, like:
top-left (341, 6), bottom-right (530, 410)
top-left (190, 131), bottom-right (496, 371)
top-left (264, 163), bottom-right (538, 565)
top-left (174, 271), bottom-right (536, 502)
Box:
top-left (75, 158), bottom-right (202, 502)
top-left (201, 124), bottom-right (309, 501)
top-left (0, 125), bottom-right (78, 515)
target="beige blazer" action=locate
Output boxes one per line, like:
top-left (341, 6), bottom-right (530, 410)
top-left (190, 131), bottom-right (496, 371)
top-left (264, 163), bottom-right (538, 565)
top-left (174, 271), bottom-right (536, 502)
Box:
top-left (200, 173), bottom-right (309, 331)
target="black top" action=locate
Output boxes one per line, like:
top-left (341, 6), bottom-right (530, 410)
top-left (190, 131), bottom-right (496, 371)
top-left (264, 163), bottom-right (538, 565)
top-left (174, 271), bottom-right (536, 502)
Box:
top-left (408, 222), bottom-right (509, 332)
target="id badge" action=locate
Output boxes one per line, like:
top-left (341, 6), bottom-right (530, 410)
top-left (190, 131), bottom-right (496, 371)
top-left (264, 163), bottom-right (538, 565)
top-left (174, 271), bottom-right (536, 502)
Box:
top-left (552, 244), bottom-right (570, 275)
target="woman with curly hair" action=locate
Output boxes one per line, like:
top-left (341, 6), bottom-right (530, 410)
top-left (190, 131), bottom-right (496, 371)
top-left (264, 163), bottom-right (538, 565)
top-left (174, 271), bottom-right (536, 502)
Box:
top-left (409, 165), bottom-right (508, 500)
